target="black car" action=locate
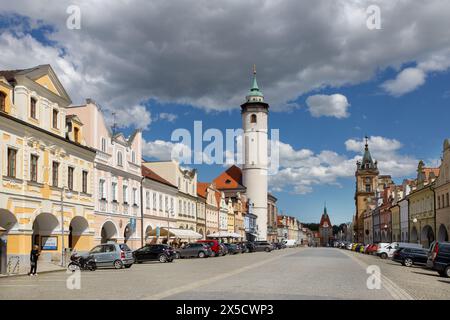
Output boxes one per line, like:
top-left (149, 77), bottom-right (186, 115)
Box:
top-left (223, 243), bottom-right (239, 254)
top-left (241, 241), bottom-right (256, 253)
top-left (427, 241), bottom-right (450, 277)
top-left (392, 247), bottom-right (428, 267)
top-left (133, 244), bottom-right (175, 263)
top-left (273, 242), bottom-right (286, 250)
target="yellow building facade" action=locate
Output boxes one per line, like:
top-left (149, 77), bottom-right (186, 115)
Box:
top-left (0, 65), bottom-right (96, 274)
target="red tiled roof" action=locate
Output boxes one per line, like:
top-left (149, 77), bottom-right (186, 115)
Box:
top-left (213, 165), bottom-right (245, 190)
top-left (197, 182), bottom-right (210, 198)
top-left (141, 166), bottom-right (176, 188)
top-left (423, 167), bottom-right (440, 181)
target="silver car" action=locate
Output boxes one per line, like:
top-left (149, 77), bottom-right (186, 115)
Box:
top-left (88, 243), bottom-right (134, 269)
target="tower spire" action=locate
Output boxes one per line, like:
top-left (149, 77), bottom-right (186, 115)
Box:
top-left (246, 64), bottom-right (264, 102)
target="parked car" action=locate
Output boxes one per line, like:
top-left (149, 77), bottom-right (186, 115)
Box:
top-left (427, 241), bottom-right (450, 277)
top-left (254, 241), bottom-right (273, 252)
top-left (346, 243), bottom-right (353, 250)
top-left (223, 243), bottom-right (239, 254)
top-left (133, 244), bottom-right (175, 263)
top-left (283, 239), bottom-right (297, 247)
top-left (220, 243), bottom-right (229, 256)
top-left (88, 243), bottom-right (134, 269)
top-left (178, 243), bottom-right (212, 258)
top-left (377, 242), bottom-right (423, 259)
top-left (235, 242), bottom-right (247, 253)
top-left (273, 242), bottom-right (286, 250)
top-left (366, 244), bottom-right (378, 255)
top-left (392, 247), bottom-right (428, 267)
top-left (241, 241), bottom-right (257, 253)
top-left (197, 240), bottom-right (222, 257)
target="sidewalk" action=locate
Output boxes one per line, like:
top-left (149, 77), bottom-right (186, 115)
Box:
top-left (0, 261), bottom-right (66, 278)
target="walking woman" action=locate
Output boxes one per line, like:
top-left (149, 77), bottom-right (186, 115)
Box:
top-left (28, 245), bottom-right (40, 276)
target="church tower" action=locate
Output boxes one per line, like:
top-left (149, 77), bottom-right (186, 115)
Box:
top-left (241, 66), bottom-right (269, 240)
top-left (354, 137), bottom-right (379, 243)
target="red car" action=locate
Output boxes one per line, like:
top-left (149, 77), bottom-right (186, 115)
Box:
top-left (366, 244), bottom-right (378, 255)
top-left (197, 240), bottom-right (222, 257)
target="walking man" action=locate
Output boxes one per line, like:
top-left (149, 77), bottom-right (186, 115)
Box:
top-left (28, 245), bottom-right (40, 276)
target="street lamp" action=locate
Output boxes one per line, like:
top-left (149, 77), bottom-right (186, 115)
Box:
top-left (60, 187), bottom-right (72, 267)
top-left (168, 207), bottom-right (174, 243)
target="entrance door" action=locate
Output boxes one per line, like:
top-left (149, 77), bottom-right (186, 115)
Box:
top-left (0, 237), bottom-right (7, 274)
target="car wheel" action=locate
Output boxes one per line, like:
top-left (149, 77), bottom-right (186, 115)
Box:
top-left (444, 266), bottom-right (450, 278)
top-left (175, 252), bottom-right (180, 259)
top-left (245, 248), bottom-right (250, 253)
top-left (113, 260), bottom-right (124, 269)
top-left (380, 253), bottom-right (388, 259)
top-left (124, 264), bottom-right (132, 269)
top-left (159, 254), bottom-right (168, 263)
top-left (265, 247), bottom-right (270, 252)
top-left (198, 251), bottom-right (205, 258)
top-left (404, 258), bottom-right (413, 267)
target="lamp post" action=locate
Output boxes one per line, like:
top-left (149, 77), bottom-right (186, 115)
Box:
top-left (60, 187), bottom-right (72, 267)
top-left (168, 207), bottom-right (174, 243)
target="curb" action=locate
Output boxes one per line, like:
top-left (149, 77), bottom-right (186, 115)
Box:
top-left (0, 268), bottom-right (66, 279)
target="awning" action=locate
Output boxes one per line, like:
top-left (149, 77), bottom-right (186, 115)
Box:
top-left (207, 231), bottom-right (243, 238)
top-left (146, 227), bottom-right (203, 239)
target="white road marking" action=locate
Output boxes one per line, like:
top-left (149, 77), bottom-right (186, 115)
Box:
top-left (340, 250), bottom-right (414, 300)
top-left (140, 249), bottom-right (303, 300)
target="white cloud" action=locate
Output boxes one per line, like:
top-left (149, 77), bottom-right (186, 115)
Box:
top-left (157, 112), bottom-right (178, 122)
top-left (1, 0), bottom-right (450, 112)
top-left (143, 139), bottom-right (190, 162)
top-left (269, 136), bottom-right (418, 194)
top-left (305, 94), bottom-right (350, 118)
top-left (381, 68), bottom-right (426, 96)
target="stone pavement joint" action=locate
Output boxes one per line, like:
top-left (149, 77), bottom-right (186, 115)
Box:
top-left (140, 248), bottom-right (304, 300)
top-left (339, 250), bottom-right (414, 300)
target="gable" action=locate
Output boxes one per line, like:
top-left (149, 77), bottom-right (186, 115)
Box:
top-left (35, 74), bottom-right (61, 96)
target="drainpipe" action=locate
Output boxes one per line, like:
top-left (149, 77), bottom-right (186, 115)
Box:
top-left (407, 197), bottom-right (410, 243)
top-left (140, 176), bottom-right (145, 247)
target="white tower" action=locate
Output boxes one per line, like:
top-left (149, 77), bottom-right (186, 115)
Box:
top-left (242, 65), bottom-right (268, 240)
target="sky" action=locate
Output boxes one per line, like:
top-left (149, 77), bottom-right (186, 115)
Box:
top-left (1, 0), bottom-right (450, 224)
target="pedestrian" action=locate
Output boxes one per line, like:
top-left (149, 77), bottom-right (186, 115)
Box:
top-left (28, 245), bottom-right (40, 276)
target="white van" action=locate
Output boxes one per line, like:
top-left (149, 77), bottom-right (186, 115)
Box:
top-left (377, 242), bottom-right (423, 259)
top-left (283, 239), bottom-right (297, 247)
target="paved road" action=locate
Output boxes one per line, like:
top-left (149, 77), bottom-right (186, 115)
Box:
top-left (0, 247), bottom-right (448, 300)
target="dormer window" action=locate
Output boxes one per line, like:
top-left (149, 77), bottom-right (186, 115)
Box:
top-left (101, 137), bottom-right (106, 152)
top-left (30, 97), bottom-right (37, 119)
top-left (74, 127), bottom-right (80, 143)
top-left (0, 91), bottom-right (6, 112)
top-left (52, 109), bottom-right (59, 129)
top-left (250, 114), bottom-right (257, 123)
top-left (117, 151), bottom-right (123, 166)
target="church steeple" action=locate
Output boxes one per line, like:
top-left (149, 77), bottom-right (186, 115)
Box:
top-left (359, 136), bottom-right (377, 170)
top-left (246, 64), bottom-right (264, 103)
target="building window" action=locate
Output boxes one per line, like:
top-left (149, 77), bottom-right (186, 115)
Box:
top-left (133, 188), bottom-right (138, 206)
top-left (250, 114), bottom-right (257, 123)
top-left (152, 192), bottom-right (157, 210)
top-left (365, 184), bottom-right (371, 192)
top-left (52, 109), bottom-right (59, 129)
top-left (132, 151), bottom-right (136, 164)
top-left (30, 154), bottom-right (38, 182)
top-left (438, 196), bottom-right (441, 209)
top-left (146, 191), bottom-right (150, 209)
top-left (68, 167), bottom-right (74, 191)
top-left (123, 185), bottom-right (128, 204)
top-left (159, 194), bottom-right (163, 211)
top-left (82, 171), bottom-right (88, 194)
top-left (52, 161), bottom-right (59, 187)
top-left (179, 200), bottom-right (182, 213)
top-left (117, 151), bottom-right (123, 166)
top-left (170, 198), bottom-right (174, 213)
top-left (165, 196), bottom-right (168, 212)
top-left (74, 127), bottom-right (80, 143)
top-left (30, 97), bottom-right (37, 119)
top-left (101, 137), bottom-right (106, 152)
top-left (0, 91), bottom-right (6, 112)
top-left (7, 148), bottom-right (17, 178)
top-left (99, 179), bottom-right (106, 200)
top-left (112, 182), bottom-right (117, 201)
